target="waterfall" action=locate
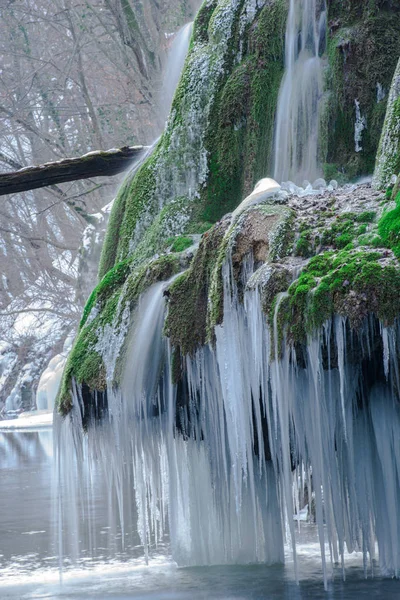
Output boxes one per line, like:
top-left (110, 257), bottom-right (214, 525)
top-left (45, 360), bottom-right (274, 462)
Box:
top-left (54, 0), bottom-right (400, 587)
top-left (160, 22), bottom-right (193, 123)
top-left (56, 250), bottom-right (400, 582)
top-left (273, 0), bottom-right (326, 184)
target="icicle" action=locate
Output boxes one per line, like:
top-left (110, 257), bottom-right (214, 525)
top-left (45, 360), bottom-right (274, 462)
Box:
top-left (55, 252), bottom-right (400, 585)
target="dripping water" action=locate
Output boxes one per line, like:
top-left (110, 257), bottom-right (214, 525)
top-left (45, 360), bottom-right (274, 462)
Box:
top-left (273, 0), bottom-right (326, 184)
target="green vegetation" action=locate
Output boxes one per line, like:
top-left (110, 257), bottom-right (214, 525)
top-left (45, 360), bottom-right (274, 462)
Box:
top-left (166, 236), bottom-right (193, 252)
top-left (378, 191), bottom-right (400, 256)
top-left (324, 9), bottom-right (400, 180)
top-left (58, 253), bottom-right (183, 414)
top-left (192, 0), bottom-right (217, 43)
top-left (165, 219), bottom-right (229, 358)
top-left (81, 259), bottom-right (132, 329)
top-left (295, 231), bottom-right (313, 257)
top-left (275, 248), bottom-right (400, 343)
top-left (201, 0), bottom-right (287, 222)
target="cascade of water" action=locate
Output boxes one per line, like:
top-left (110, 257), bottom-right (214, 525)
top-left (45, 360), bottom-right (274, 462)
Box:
top-left (159, 22), bottom-right (194, 123)
top-left (273, 0), bottom-right (326, 184)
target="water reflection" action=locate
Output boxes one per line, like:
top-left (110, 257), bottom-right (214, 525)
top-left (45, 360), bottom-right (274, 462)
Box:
top-left (1, 429), bottom-right (400, 599)
top-left (0, 430), bottom-right (54, 568)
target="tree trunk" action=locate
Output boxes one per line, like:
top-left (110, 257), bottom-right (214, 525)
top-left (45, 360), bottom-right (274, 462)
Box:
top-left (0, 146), bottom-right (146, 197)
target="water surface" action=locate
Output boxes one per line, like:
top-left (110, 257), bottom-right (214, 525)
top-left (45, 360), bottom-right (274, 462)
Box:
top-left (1, 429), bottom-right (400, 599)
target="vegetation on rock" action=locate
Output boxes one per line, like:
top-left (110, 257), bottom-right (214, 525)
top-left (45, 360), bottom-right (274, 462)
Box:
top-left (324, 3), bottom-right (400, 181)
top-left (374, 57), bottom-right (400, 188)
top-left (59, 0), bottom-right (400, 415)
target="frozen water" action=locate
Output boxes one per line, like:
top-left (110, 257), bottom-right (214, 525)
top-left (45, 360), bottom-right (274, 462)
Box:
top-left (55, 250), bottom-right (400, 588)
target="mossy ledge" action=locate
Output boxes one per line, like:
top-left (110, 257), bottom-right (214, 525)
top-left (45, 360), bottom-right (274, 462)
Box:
top-left (275, 248), bottom-right (400, 345)
top-left (165, 201), bottom-right (294, 361)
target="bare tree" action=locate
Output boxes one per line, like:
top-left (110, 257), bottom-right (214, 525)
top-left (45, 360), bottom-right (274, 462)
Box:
top-left (0, 0), bottom-right (200, 410)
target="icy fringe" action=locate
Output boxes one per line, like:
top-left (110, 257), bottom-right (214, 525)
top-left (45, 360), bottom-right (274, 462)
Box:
top-left (56, 254), bottom-right (400, 584)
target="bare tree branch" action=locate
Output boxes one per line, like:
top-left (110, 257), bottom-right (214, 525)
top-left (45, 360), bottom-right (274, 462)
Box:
top-left (0, 146), bottom-right (146, 196)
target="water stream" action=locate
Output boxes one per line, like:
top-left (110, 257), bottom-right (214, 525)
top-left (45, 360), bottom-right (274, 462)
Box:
top-left (160, 23), bottom-right (194, 123)
top-left (273, 0), bottom-right (326, 184)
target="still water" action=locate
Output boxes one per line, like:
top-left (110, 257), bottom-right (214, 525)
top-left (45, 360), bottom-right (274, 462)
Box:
top-left (1, 428), bottom-right (400, 599)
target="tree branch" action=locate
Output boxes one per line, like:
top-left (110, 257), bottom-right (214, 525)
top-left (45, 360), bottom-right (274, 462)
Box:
top-left (0, 146), bottom-right (146, 196)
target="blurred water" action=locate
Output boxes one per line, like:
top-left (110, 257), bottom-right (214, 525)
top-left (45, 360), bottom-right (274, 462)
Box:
top-left (1, 430), bottom-right (400, 598)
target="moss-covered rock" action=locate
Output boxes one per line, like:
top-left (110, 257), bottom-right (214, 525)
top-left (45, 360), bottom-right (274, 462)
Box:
top-left (57, 253), bottom-right (185, 414)
top-left (97, 0), bottom-right (288, 281)
top-left (324, 3), bottom-right (400, 181)
top-left (374, 57), bottom-right (400, 188)
top-left (165, 217), bottom-right (230, 357)
top-left (61, 0), bottom-right (400, 415)
top-left (276, 248), bottom-right (400, 343)
top-left (201, 0), bottom-right (288, 221)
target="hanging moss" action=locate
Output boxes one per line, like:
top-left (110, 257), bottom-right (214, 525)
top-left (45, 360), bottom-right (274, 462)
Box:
top-left (165, 218), bottom-right (229, 357)
top-left (201, 0), bottom-right (287, 222)
top-left (275, 248), bottom-right (400, 343)
top-left (325, 8), bottom-right (400, 180)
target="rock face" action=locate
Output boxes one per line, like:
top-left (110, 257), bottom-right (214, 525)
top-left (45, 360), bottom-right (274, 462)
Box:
top-left (374, 57), bottom-right (400, 188)
top-left (324, 0), bottom-right (400, 181)
top-left (59, 0), bottom-right (400, 414)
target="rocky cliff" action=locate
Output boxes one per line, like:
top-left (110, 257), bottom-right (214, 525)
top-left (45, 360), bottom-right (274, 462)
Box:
top-left (58, 0), bottom-right (400, 416)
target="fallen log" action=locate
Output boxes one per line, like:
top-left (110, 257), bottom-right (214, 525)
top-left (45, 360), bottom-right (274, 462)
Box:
top-left (0, 146), bottom-right (147, 196)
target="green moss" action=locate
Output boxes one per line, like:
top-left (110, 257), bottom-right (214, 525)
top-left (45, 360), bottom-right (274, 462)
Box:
top-left (58, 253), bottom-right (183, 415)
top-left (378, 201), bottom-right (400, 256)
top-left (275, 246), bottom-right (400, 343)
top-left (392, 178), bottom-right (400, 201)
top-left (165, 219), bottom-right (229, 357)
top-left (57, 290), bottom-right (121, 415)
top-left (356, 211), bottom-right (376, 223)
top-left (321, 214), bottom-right (356, 247)
top-left (98, 181), bottom-right (128, 278)
top-left (201, 0), bottom-right (287, 222)
top-left (186, 221), bottom-right (213, 234)
top-left (336, 232), bottom-right (354, 248)
top-left (325, 10), bottom-right (400, 179)
top-left (192, 0), bottom-right (218, 43)
top-left (81, 259), bottom-right (132, 329)
top-left (295, 231), bottom-right (313, 257)
top-left (120, 254), bottom-right (182, 312)
top-left (117, 153), bottom-right (158, 261)
top-left (167, 236), bottom-right (193, 253)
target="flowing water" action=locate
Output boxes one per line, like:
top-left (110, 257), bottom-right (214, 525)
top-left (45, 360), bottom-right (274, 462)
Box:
top-left (273, 0), bottom-right (326, 184)
top-left (160, 23), bottom-right (194, 123)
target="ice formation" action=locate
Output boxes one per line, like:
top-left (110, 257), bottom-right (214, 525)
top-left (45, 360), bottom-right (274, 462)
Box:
top-left (56, 247), bottom-right (400, 584)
